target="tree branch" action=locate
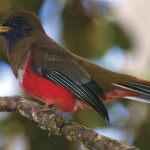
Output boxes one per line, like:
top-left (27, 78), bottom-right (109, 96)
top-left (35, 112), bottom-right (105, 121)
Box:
top-left (0, 96), bottom-right (139, 150)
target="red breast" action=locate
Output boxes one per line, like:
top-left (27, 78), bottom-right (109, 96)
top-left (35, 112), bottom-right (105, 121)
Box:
top-left (18, 57), bottom-right (78, 113)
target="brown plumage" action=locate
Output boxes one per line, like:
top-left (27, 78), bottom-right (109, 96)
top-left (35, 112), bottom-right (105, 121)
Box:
top-left (0, 10), bottom-right (150, 122)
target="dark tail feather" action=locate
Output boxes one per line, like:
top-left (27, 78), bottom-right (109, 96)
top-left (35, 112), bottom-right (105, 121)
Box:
top-left (116, 79), bottom-right (150, 103)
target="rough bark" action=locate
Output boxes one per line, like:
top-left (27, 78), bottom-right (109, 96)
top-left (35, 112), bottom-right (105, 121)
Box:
top-left (0, 96), bottom-right (139, 150)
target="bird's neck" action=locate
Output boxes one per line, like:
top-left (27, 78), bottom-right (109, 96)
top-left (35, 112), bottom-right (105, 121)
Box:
top-left (8, 35), bottom-right (36, 77)
top-left (8, 34), bottom-right (50, 78)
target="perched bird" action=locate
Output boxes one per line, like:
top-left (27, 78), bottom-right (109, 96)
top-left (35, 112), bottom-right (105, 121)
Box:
top-left (0, 11), bottom-right (150, 122)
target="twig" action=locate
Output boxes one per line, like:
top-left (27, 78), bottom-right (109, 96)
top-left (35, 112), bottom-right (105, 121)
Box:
top-left (0, 96), bottom-right (139, 150)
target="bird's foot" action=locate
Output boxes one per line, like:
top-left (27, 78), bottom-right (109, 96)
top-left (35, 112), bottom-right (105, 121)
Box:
top-left (39, 104), bottom-right (54, 114)
top-left (48, 104), bottom-right (54, 109)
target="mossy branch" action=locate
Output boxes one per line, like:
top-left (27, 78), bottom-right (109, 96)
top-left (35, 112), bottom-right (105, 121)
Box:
top-left (0, 96), bottom-right (139, 150)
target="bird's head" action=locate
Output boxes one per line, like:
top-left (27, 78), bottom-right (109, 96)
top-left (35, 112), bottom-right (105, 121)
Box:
top-left (0, 10), bottom-right (45, 52)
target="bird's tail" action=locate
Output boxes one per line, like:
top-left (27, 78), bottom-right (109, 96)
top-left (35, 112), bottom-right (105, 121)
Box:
top-left (107, 79), bottom-right (150, 103)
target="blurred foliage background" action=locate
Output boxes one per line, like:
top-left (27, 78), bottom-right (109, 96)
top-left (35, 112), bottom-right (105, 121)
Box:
top-left (0, 0), bottom-right (150, 150)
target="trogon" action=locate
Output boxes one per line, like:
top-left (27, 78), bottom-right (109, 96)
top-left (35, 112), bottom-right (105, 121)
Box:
top-left (0, 11), bottom-right (150, 122)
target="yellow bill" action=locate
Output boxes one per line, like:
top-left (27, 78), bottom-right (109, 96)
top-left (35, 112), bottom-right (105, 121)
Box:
top-left (0, 26), bottom-right (11, 33)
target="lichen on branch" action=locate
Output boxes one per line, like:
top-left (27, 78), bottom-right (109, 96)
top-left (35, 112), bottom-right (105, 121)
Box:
top-left (0, 96), bottom-right (139, 150)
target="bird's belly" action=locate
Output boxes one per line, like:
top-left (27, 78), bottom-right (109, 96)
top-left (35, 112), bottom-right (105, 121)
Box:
top-left (18, 59), bottom-right (77, 113)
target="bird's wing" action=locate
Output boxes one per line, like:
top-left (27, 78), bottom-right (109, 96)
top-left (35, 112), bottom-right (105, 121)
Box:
top-left (30, 46), bottom-right (109, 121)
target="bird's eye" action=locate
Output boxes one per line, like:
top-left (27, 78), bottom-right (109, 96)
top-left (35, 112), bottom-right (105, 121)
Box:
top-left (13, 18), bottom-right (23, 26)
